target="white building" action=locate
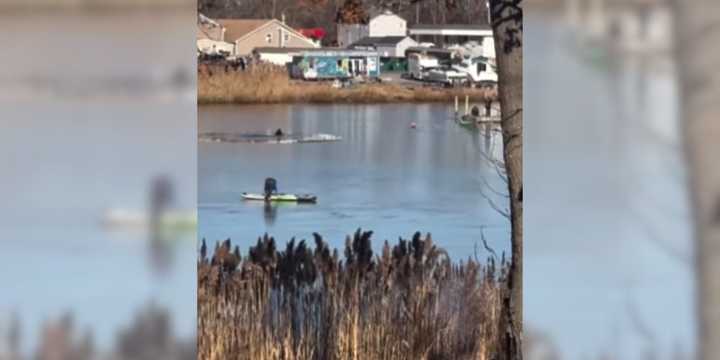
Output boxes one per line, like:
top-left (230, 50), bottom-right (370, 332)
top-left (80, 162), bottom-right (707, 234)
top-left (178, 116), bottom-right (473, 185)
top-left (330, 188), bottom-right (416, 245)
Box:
top-left (348, 36), bottom-right (418, 57)
top-left (252, 47), bottom-right (305, 65)
top-left (337, 10), bottom-right (407, 48)
top-left (197, 13), bottom-right (235, 56)
top-left (368, 10), bottom-right (407, 37)
top-left (408, 24), bottom-right (495, 59)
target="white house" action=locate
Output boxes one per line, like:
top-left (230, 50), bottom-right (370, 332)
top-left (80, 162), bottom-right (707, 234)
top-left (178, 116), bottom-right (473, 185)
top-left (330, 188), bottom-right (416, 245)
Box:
top-left (218, 18), bottom-right (318, 57)
top-left (368, 10), bottom-right (407, 37)
top-left (197, 13), bottom-right (235, 56)
top-left (408, 24), bottom-right (495, 58)
top-left (348, 36), bottom-right (418, 58)
top-left (337, 10), bottom-right (407, 48)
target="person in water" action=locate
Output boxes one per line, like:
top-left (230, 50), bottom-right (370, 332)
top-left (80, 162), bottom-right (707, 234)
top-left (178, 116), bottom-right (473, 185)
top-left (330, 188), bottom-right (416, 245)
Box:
top-left (264, 177), bottom-right (278, 201)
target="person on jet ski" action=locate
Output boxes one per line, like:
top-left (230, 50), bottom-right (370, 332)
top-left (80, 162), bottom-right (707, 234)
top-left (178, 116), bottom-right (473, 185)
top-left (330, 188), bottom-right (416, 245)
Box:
top-left (264, 177), bottom-right (278, 201)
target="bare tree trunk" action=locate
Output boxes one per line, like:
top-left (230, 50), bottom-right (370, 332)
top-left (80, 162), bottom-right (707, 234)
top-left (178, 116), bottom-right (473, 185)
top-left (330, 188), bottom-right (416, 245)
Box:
top-left (675, 2), bottom-right (720, 360)
top-left (416, 1), bottom-right (420, 24)
top-left (489, 0), bottom-right (523, 359)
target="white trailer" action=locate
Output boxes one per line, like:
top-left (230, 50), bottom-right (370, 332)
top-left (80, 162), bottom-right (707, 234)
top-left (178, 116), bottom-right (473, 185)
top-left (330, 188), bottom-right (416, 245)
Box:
top-left (451, 56), bottom-right (497, 85)
top-left (407, 53), bottom-right (440, 80)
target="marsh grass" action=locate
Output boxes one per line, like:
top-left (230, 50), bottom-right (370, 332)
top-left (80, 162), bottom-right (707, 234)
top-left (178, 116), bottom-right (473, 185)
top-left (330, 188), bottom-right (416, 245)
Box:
top-left (198, 229), bottom-right (509, 360)
top-left (197, 64), bottom-right (497, 105)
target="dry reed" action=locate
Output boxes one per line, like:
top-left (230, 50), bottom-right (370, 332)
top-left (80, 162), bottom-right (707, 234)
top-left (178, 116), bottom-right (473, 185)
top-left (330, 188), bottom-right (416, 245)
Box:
top-left (198, 229), bottom-right (509, 360)
top-left (197, 64), bottom-right (497, 105)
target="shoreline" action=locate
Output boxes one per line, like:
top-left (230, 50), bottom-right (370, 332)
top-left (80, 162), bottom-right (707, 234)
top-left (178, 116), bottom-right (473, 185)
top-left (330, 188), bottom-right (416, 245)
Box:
top-left (198, 64), bottom-right (497, 105)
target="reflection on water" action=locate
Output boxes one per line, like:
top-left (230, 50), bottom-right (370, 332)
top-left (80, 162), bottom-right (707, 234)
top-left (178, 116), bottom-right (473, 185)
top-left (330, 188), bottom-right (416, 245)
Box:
top-left (526, 11), bottom-right (692, 360)
top-left (263, 202), bottom-right (277, 226)
top-left (0, 11), bottom-right (196, 356)
top-left (199, 104), bottom-right (508, 260)
top-left (258, 201), bottom-right (323, 227)
top-left (0, 11), bottom-right (194, 102)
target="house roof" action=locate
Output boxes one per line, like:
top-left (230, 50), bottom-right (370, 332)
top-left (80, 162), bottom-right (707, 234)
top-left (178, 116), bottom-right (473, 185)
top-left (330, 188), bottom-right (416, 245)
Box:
top-left (217, 19), bottom-right (317, 48)
top-left (197, 23), bottom-right (220, 41)
top-left (408, 23), bottom-right (491, 31)
top-left (197, 24), bottom-right (210, 40)
top-left (253, 47), bottom-right (315, 54)
top-left (350, 36), bottom-right (410, 47)
top-left (405, 46), bottom-right (456, 58)
top-left (406, 46), bottom-right (455, 54)
top-left (197, 13), bottom-right (224, 41)
top-left (198, 13), bottom-right (220, 27)
top-left (298, 48), bottom-right (379, 57)
top-left (217, 19), bottom-right (273, 42)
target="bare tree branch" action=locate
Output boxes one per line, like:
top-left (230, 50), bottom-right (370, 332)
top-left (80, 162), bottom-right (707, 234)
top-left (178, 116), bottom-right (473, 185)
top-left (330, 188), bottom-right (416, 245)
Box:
top-left (479, 184), bottom-right (510, 219)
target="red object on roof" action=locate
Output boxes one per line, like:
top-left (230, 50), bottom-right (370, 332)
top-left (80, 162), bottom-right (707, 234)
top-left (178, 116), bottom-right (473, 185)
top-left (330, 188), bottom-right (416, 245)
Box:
top-left (298, 28), bottom-right (326, 40)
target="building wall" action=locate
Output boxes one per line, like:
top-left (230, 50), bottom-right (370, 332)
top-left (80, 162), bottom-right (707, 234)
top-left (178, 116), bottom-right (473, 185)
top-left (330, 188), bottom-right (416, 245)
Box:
top-left (369, 13), bottom-right (406, 37)
top-left (297, 54), bottom-right (380, 79)
top-left (481, 36), bottom-right (496, 58)
top-left (234, 22), bottom-right (317, 56)
top-left (396, 37), bottom-right (418, 57)
top-left (257, 52), bottom-right (294, 65)
top-left (376, 45), bottom-right (394, 57)
top-left (337, 24), bottom-right (369, 48)
top-left (376, 37), bottom-right (418, 57)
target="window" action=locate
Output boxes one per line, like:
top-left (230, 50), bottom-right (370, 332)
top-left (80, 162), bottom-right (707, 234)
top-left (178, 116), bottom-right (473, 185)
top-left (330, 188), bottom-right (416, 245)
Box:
top-left (284, 33), bottom-right (289, 42)
top-left (477, 62), bottom-right (487, 73)
top-left (266, 33), bottom-right (272, 43)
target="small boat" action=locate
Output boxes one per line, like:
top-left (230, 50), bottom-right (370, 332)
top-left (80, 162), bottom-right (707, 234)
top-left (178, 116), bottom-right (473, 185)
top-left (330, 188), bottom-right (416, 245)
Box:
top-left (457, 114), bottom-right (476, 127)
top-left (242, 192), bottom-right (317, 203)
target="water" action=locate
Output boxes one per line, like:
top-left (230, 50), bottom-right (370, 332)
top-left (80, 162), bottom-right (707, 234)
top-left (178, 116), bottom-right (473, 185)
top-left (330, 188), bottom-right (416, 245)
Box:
top-left (525, 12), bottom-right (693, 360)
top-left (0, 11), bottom-right (196, 354)
top-left (198, 103), bottom-right (509, 260)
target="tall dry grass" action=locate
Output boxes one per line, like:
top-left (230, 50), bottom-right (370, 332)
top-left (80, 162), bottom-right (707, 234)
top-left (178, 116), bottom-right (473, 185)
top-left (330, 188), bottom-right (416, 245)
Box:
top-left (198, 229), bottom-right (509, 360)
top-left (197, 64), bottom-right (497, 105)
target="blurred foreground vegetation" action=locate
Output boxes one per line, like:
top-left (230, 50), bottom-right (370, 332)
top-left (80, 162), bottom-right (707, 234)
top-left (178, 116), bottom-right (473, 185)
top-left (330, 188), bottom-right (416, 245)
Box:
top-left (198, 229), bottom-right (510, 359)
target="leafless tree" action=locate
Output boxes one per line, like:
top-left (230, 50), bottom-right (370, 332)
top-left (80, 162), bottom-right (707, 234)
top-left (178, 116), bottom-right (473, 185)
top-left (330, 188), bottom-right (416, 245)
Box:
top-left (674, 2), bottom-right (720, 360)
top-left (198, 0), bottom-right (491, 44)
top-left (489, 0), bottom-right (523, 359)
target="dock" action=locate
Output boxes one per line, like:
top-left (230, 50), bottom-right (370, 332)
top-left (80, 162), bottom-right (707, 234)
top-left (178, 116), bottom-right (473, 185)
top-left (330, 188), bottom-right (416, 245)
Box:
top-left (454, 95), bottom-right (501, 125)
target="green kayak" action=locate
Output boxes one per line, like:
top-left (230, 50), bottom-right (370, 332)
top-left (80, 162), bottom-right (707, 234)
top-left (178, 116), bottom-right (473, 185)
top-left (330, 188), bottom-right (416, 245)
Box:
top-left (242, 192), bottom-right (317, 203)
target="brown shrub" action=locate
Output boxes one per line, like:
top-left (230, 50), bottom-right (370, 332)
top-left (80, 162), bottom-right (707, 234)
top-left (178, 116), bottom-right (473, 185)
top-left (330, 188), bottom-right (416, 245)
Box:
top-left (197, 64), bottom-right (497, 105)
top-left (197, 230), bottom-right (508, 360)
